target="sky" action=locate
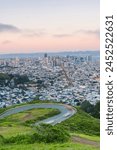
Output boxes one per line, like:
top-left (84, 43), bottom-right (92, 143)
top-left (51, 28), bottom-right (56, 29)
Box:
top-left (0, 0), bottom-right (99, 54)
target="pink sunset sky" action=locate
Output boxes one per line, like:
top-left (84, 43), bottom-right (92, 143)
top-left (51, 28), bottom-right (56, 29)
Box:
top-left (0, 0), bottom-right (99, 54)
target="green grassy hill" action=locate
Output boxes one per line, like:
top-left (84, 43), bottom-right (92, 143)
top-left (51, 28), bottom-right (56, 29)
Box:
top-left (57, 107), bottom-right (100, 136)
top-left (0, 107), bottom-right (60, 138)
top-left (0, 101), bottom-right (100, 150)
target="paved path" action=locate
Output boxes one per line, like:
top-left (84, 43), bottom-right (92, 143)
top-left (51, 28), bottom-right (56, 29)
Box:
top-left (0, 103), bottom-right (76, 125)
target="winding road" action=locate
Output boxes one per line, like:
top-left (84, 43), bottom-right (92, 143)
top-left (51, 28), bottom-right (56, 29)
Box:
top-left (0, 103), bottom-right (76, 125)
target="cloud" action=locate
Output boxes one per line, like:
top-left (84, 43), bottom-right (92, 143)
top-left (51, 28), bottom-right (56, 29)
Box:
top-left (23, 29), bottom-right (47, 37)
top-left (53, 29), bottom-right (100, 38)
top-left (2, 40), bottom-right (12, 45)
top-left (74, 29), bottom-right (100, 37)
top-left (0, 23), bottom-right (20, 32)
top-left (53, 34), bottom-right (72, 38)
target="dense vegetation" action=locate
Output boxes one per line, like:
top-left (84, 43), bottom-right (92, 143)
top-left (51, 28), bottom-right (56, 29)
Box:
top-left (0, 73), bottom-right (10, 86)
top-left (81, 100), bottom-right (100, 119)
top-left (0, 124), bottom-right (70, 145)
top-left (0, 73), bottom-right (29, 87)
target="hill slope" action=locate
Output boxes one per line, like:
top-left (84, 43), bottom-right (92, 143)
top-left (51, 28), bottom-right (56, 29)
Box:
top-left (0, 102), bottom-right (100, 150)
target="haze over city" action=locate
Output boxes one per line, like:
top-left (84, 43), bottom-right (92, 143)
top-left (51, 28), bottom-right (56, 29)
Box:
top-left (0, 0), bottom-right (99, 54)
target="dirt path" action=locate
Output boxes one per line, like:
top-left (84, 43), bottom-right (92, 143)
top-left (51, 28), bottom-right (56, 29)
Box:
top-left (22, 112), bottom-right (33, 121)
top-left (71, 135), bottom-right (100, 147)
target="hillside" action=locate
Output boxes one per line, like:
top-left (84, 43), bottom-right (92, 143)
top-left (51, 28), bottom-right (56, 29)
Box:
top-left (0, 102), bottom-right (100, 150)
top-left (57, 107), bottom-right (100, 136)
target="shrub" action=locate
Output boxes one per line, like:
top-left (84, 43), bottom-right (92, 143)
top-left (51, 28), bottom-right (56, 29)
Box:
top-left (0, 135), bottom-right (5, 145)
top-left (4, 124), bottom-right (70, 144)
top-left (36, 124), bottom-right (70, 143)
top-left (81, 100), bottom-right (100, 119)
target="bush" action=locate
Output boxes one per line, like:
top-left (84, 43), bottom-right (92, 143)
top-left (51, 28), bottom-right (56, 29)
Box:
top-left (81, 100), bottom-right (100, 119)
top-left (0, 135), bottom-right (5, 145)
top-left (3, 124), bottom-right (70, 144)
top-left (92, 101), bottom-right (100, 119)
top-left (81, 100), bottom-right (94, 114)
top-left (36, 124), bottom-right (70, 143)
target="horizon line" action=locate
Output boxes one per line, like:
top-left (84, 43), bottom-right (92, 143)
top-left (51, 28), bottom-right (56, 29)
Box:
top-left (0, 50), bottom-right (100, 55)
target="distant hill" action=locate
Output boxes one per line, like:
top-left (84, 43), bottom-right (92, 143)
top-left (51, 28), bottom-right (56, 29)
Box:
top-left (0, 50), bottom-right (100, 60)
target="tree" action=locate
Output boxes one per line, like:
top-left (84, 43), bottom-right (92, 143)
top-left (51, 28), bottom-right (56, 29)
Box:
top-left (92, 101), bottom-right (100, 119)
top-left (37, 79), bottom-right (45, 92)
top-left (81, 100), bottom-right (94, 114)
top-left (35, 123), bottom-right (70, 143)
top-left (0, 73), bottom-right (10, 86)
top-left (14, 75), bottom-right (29, 85)
top-left (80, 100), bottom-right (100, 119)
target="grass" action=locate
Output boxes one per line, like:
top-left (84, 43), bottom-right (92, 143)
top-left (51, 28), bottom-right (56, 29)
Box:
top-left (70, 133), bottom-right (100, 142)
top-left (78, 134), bottom-right (100, 142)
top-left (0, 108), bottom-right (60, 126)
top-left (0, 126), bottom-right (33, 138)
top-left (0, 102), bottom-right (100, 149)
top-left (0, 108), bottom-right (60, 137)
top-left (0, 142), bottom-right (99, 150)
top-left (57, 107), bottom-right (100, 136)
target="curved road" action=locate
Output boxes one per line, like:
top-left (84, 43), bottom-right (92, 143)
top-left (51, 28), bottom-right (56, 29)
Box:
top-left (0, 103), bottom-right (76, 125)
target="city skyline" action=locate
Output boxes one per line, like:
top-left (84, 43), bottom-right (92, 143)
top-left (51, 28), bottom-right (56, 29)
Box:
top-left (0, 0), bottom-right (99, 54)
